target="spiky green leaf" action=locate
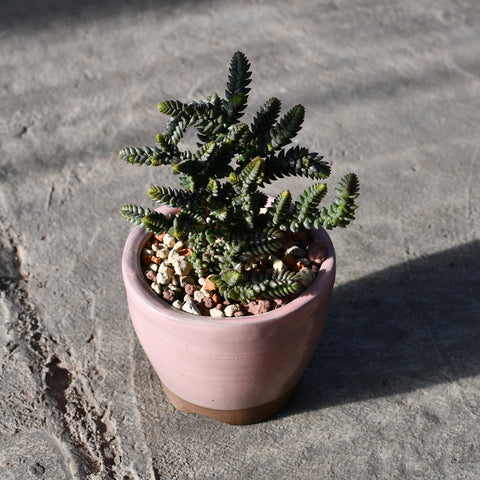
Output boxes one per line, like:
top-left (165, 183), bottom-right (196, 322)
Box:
top-left (119, 146), bottom-right (173, 166)
top-left (315, 173), bottom-right (360, 229)
top-left (267, 104), bottom-right (305, 151)
top-left (225, 51), bottom-right (251, 121)
top-left (120, 205), bottom-right (153, 225)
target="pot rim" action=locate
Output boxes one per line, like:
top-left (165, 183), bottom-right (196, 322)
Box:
top-left (122, 213), bottom-right (336, 327)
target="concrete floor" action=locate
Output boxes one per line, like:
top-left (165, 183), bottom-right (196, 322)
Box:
top-left (1, 0), bottom-right (479, 478)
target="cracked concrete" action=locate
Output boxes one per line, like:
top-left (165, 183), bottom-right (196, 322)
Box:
top-left (1, 0), bottom-right (480, 478)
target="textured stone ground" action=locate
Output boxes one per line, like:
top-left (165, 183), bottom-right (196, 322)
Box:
top-left (1, 0), bottom-right (479, 478)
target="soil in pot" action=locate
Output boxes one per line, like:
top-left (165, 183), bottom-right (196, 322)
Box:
top-left (140, 230), bottom-right (328, 317)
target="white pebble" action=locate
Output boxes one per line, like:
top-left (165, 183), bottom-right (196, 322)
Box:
top-left (148, 263), bottom-right (159, 272)
top-left (142, 248), bottom-right (153, 256)
top-left (210, 308), bottom-right (225, 318)
top-left (200, 287), bottom-right (211, 298)
top-left (151, 244), bottom-right (158, 252)
top-left (163, 233), bottom-right (176, 249)
top-left (224, 304), bottom-right (240, 317)
top-left (182, 298), bottom-right (201, 315)
top-left (151, 283), bottom-right (161, 294)
top-left (156, 272), bottom-right (172, 286)
top-left (173, 241), bottom-right (184, 251)
top-left (156, 247), bottom-right (169, 259)
top-left (157, 263), bottom-right (172, 274)
top-left (172, 300), bottom-right (183, 310)
top-left (167, 248), bottom-right (181, 265)
top-left (286, 245), bottom-right (308, 258)
top-left (193, 289), bottom-right (207, 303)
top-left (272, 258), bottom-right (287, 273)
top-left (198, 277), bottom-right (206, 286)
top-left (172, 256), bottom-right (193, 276)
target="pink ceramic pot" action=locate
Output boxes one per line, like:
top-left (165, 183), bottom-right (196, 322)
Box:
top-left (122, 205), bottom-right (336, 424)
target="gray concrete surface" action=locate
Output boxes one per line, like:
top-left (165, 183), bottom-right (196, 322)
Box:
top-left (1, 0), bottom-right (479, 478)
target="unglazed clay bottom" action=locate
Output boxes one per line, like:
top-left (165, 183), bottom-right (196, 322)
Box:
top-left (122, 205), bottom-right (336, 425)
top-left (162, 382), bottom-right (299, 425)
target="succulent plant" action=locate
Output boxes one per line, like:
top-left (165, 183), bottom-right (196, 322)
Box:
top-left (120, 52), bottom-right (359, 303)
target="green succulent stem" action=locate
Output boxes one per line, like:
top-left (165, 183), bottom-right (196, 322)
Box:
top-left (119, 51), bottom-right (359, 302)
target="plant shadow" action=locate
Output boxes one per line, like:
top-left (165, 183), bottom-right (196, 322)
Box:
top-left (0, 0), bottom-right (197, 32)
top-left (285, 240), bottom-right (480, 414)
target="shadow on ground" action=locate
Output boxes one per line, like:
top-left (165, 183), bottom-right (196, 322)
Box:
top-left (286, 240), bottom-right (480, 414)
top-left (0, 0), bottom-right (199, 32)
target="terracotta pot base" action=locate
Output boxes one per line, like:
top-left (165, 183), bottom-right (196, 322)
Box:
top-left (162, 382), bottom-right (299, 425)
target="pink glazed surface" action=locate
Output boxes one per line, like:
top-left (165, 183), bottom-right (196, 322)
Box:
top-left (122, 206), bottom-right (336, 411)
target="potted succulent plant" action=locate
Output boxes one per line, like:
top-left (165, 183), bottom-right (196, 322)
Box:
top-left (120, 52), bottom-right (359, 424)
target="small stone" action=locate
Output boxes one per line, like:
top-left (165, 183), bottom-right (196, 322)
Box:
top-left (210, 308), bottom-right (225, 318)
top-left (198, 277), bottom-right (206, 286)
top-left (246, 300), bottom-right (271, 315)
top-left (286, 245), bottom-right (308, 258)
top-left (170, 275), bottom-right (179, 287)
top-left (224, 304), bottom-right (240, 317)
top-left (298, 267), bottom-right (316, 288)
top-left (273, 297), bottom-right (288, 308)
top-left (297, 257), bottom-right (311, 267)
top-left (193, 289), bottom-right (207, 303)
top-left (163, 233), bottom-right (176, 249)
top-left (172, 300), bottom-right (183, 309)
top-left (167, 248), bottom-right (181, 265)
top-left (202, 297), bottom-right (214, 309)
top-left (163, 289), bottom-right (176, 302)
top-left (142, 248), bottom-right (153, 256)
top-left (148, 263), bottom-right (159, 272)
top-left (150, 256), bottom-right (161, 265)
top-left (156, 247), bottom-right (169, 259)
top-left (182, 298), bottom-right (201, 315)
top-left (272, 258), bottom-right (287, 273)
top-left (154, 232), bottom-right (166, 242)
top-left (151, 244), bottom-right (158, 252)
top-left (178, 247), bottom-right (191, 257)
top-left (158, 263), bottom-right (173, 275)
top-left (308, 243), bottom-right (327, 264)
top-left (173, 240), bottom-right (184, 251)
top-left (184, 283), bottom-right (195, 296)
top-left (203, 276), bottom-right (217, 291)
top-left (156, 272), bottom-right (172, 285)
top-left (172, 256), bottom-right (193, 276)
top-left (233, 311), bottom-right (246, 317)
top-left (179, 275), bottom-right (195, 287)
top-left (211, 293), bottom-right (221, 305)
top-left (145, 270), bottom-right (157, 282)
top-left (151, 283), bottom-right (161, 294)
top-left (200, 287), bottom-right (211, 298)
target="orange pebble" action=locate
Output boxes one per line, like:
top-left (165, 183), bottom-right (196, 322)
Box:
top-left (203, 276), bottom-right (218, 291)
top-left (294, 261), bottom-right (305, 272)
top-left (154, 232), bottom-right (166, 242)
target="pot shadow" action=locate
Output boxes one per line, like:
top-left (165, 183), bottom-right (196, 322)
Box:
top-left (285, 239), bottom-right (480, 414)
